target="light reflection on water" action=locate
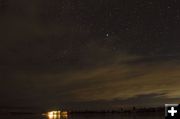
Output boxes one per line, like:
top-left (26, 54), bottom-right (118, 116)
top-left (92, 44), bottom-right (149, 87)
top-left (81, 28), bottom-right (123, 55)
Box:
top-left (0, 113), bottom-right (163, 119)
top-left (46, 111), bottom-right (68, 119)
top-left (0, 115), bottom-right (163, 119)
top-left (47, 115), bottom-right (68, 119)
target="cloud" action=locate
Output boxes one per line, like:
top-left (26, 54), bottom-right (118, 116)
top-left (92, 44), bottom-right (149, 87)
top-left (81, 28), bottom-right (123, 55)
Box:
top-left (61, 59), bottom-right (180, 101)
top-left (1, 54), bottom-right (180, 108)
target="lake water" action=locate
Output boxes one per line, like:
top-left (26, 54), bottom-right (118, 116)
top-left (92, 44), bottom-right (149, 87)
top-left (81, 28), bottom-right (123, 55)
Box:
top-left (0, 113), bottom-right (164, 119)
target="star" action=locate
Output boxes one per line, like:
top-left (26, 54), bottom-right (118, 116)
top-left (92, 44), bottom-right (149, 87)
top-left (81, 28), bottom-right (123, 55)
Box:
top-left (106, 33), bottom-right (109, 37)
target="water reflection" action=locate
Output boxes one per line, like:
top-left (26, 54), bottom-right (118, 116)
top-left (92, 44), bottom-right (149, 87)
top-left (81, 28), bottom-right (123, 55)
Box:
top-left (47, 111), bottom-right (68, 119)
top-left (69, 113), bottom-right (163, 119)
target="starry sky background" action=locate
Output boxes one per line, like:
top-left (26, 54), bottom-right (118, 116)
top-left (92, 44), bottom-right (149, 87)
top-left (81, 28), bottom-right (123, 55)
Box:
top-left (0, 0), bottom-right (180, 110)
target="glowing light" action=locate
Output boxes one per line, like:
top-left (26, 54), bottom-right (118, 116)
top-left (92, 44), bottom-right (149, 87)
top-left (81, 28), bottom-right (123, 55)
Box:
top-left (61, 111), bottom-right (68, 115)
top-left (45, 110), bottom-right (68, 119)
top-left (48, 111), bottom-right (61, 119)
top-left (61, 111), bottom-right (68, 119)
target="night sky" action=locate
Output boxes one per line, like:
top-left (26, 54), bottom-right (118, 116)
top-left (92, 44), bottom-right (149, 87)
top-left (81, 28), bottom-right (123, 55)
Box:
top-left (0, 0), bottom-right (180, 110)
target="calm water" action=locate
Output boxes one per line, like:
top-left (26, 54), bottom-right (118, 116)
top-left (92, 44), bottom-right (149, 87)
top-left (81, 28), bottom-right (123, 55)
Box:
top-left (0, 113), bottom-right (163, 119)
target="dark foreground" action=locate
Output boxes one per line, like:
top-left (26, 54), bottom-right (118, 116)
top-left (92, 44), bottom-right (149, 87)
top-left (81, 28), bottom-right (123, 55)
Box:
top-left (0, 113), bottom-right (164, 119)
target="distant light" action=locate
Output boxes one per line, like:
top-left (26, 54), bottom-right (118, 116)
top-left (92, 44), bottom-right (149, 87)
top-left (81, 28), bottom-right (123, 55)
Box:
top-left (48, 111), bottom-right (61, 119)
top-left (62, 111), bottom-right (68, 116)
top-left (45, 110), bottom-right (68, 119)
